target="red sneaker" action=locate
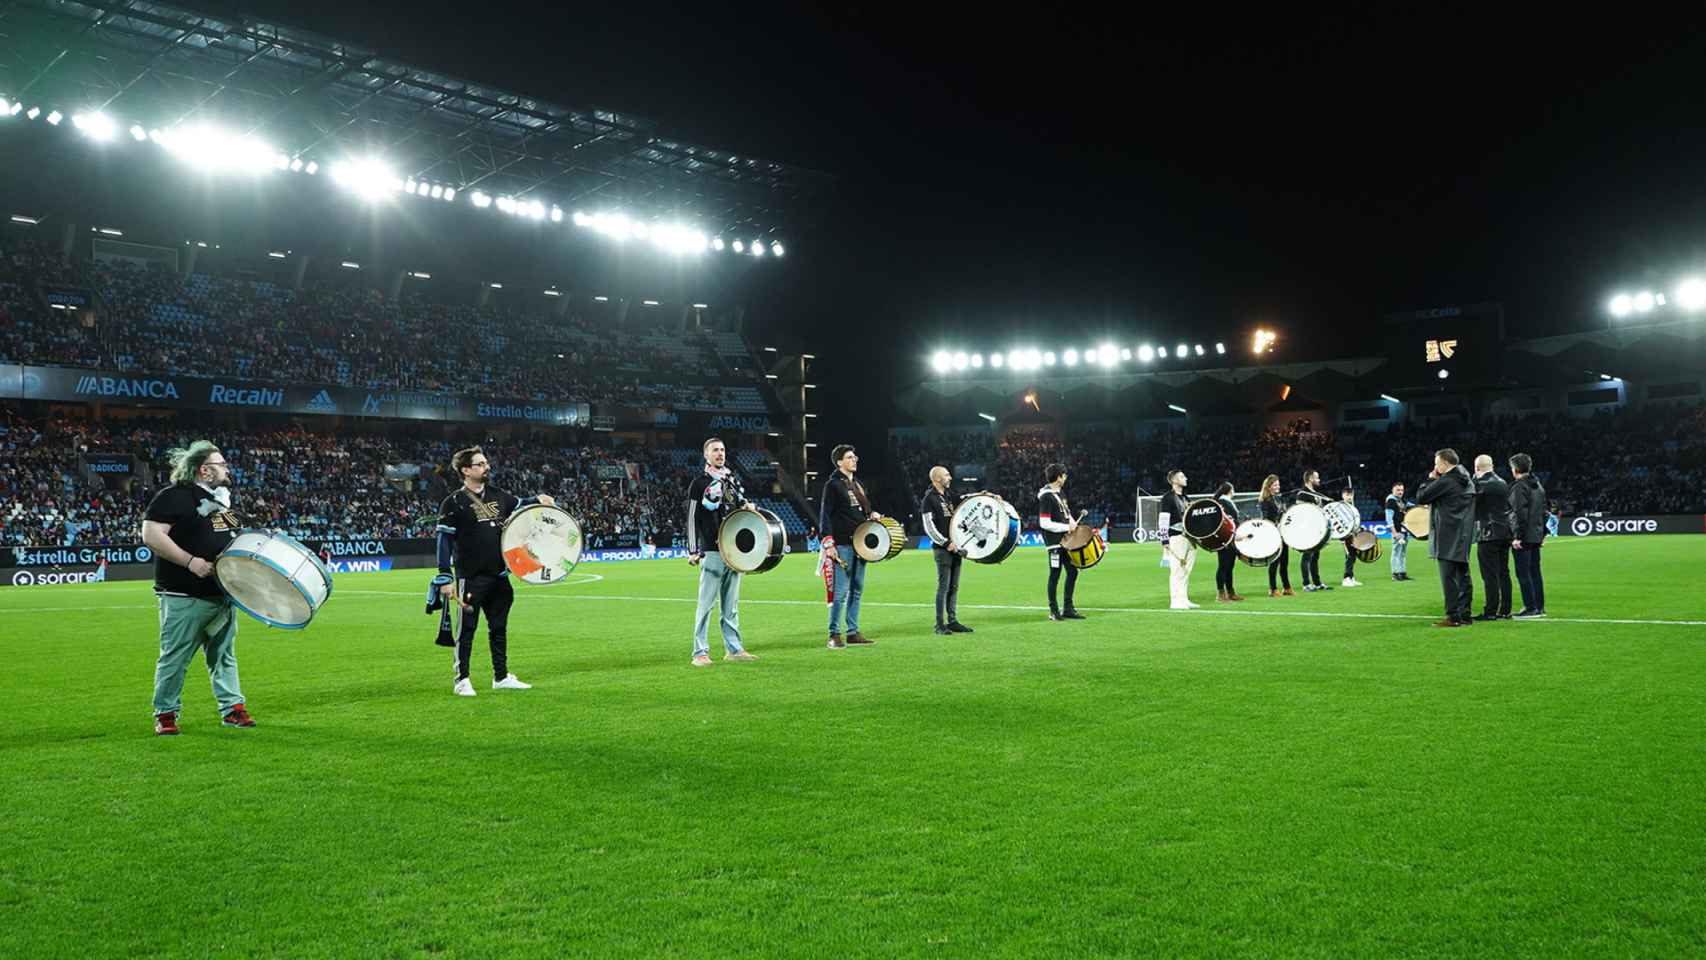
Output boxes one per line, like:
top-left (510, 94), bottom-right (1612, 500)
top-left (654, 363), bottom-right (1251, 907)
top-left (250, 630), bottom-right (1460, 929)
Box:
top-left (221, 705), bottom-right (256, 728)
top-left (154, 712), bottom-right (180, 736)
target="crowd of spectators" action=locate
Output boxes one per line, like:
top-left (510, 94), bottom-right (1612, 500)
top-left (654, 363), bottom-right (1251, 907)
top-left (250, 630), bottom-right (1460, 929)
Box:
top-left (0, 415), bottom-right (744, 547)
top-left (0, 241), bottom-right (765, 413)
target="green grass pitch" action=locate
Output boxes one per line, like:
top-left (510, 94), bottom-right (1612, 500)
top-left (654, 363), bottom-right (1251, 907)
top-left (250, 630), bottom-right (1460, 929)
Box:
top-left (4, 535), bottom-right (1705, 958)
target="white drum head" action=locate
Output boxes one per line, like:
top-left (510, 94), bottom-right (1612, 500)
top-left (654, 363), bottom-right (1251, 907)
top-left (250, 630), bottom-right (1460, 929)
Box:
top-left (215, 530), bottom-right (332, 629)
top-left (1234, 518), bottom-right (1283, 563)
top-left (719, 507), bottom-right (785, 574)
top-left (1324, 502), bottom-right (1360, 539)
top-left (500, 504), bottom-right (584, 585)
top-left (950, 494), bottom-right (1018, 561)
top-left (1279, 502), bottom-right (1330, 552)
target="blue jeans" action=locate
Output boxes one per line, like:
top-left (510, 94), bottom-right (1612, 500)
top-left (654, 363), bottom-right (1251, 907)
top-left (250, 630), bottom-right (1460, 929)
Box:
top-left (1390, 535), bottom-right (1408, 574)
top-left (828, 554), bottom-right (867, 636)
top-left (692, 553), bottom-right (745, 658)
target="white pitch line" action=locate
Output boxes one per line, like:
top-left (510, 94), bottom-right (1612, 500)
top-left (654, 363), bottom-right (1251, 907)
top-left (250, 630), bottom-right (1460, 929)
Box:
top-left (9, 585), bottom-right (1705, 627)
top-left (489, 593), bottom-right (1706, 628)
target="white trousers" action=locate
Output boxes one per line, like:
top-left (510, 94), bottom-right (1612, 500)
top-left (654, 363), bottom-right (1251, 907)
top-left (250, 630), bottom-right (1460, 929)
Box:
top-left (1167, 535), bottom-right (1197, 607)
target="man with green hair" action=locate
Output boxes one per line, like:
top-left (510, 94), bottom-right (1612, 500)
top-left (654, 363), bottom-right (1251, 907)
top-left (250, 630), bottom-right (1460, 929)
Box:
top-left (140, 440), bottom-right (253, 735)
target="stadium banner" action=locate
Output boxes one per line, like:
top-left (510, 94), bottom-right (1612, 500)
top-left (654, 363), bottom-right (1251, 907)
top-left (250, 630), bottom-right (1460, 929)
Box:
top-left (626, 408), bottom-right (774, 434)
top-left (325, 558), bottom-right (393, 574)
top-left (1560, 514), bottom-right (1706, 537)
top-left (0, 365), bottom-right (587, 426)
top-left (5, 565), bottom-right (113, 587)
top-left (42, 285), bottom-right (93, 310)
top-left (83, 453), bottom-right (136, 476)
top-left (5, 544), bottom-right (156, 568)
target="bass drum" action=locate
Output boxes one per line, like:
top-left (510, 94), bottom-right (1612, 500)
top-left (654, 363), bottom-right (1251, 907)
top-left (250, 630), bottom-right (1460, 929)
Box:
top-left (1279, 502), bottom-right (1332, 552)
top-left (215, 529), bottom-right (334, 629)
top-left (1183, 498), bottom-right (1236, 551)
top-left (1402, 506), bottom-right (1431, 540)
top-left (718, 506), bottom-right (788, 574)
top-left (1061, 524), bottom-right (1106, 569)
top-left (1324, 501), bottom-right (1361, 540)
top-left (949, 493), bottom-right (1020, 564)
top-left (853, 516), bottom-right (907, 563)
top-left (500, 504), bottom-right (585, 585)
top-left (1233, 518), bottom-right (1283, 567)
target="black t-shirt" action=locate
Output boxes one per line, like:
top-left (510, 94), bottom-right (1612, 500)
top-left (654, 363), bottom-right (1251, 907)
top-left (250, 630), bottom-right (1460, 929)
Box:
top-left (145, 483), bottom-right (242, 599)
top-left (1384, 494), bottom-right (1409, 532)
top-left (1159, 491), bottom-right (1190, 537)
top-left (437, 485), bottom-right (521, 578)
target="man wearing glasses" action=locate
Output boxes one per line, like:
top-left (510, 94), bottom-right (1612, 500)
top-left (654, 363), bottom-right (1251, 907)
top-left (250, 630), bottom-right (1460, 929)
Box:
top-left (140, 441), bottom-right (252, 735)
top-left (436, 446), bottom-right (557, 697)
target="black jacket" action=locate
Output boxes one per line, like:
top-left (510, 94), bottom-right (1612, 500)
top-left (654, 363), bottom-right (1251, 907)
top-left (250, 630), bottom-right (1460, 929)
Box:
top-left (1473, 472), bottom-right (1514, 542)
top-left (1159, 490), bottom-right (1190, 538)
top-left (1415, 465), bottom-right (1477, 563)
top-left (686, 469), bottom-right (746, 556)
top-left (818, 471), bottom-right (871, 543)
top-left (920, 486), bottom-right (957, 549)
top-left (1259, 495), bottom-right (1286, 524)
top-left (1508, 474), bottom-right (1548, 544)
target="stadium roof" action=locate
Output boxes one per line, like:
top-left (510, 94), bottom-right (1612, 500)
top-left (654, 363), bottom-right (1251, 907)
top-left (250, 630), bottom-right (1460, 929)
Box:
top-left (0, 0), bottom-right (831, 237)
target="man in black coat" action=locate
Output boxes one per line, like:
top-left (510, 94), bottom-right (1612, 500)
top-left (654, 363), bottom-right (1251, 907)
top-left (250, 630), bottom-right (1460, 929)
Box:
top-left (1471, 454), bottom-right (1514, 621)
top-left (1508, 452), bottom-right (1549, 618)
top-left (1414, 448), bottom-right (1477, 627)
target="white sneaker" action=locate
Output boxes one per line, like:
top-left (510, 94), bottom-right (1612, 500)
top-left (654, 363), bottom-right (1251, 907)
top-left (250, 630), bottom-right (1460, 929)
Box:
top-left (1186, 601), bottom-right (1201, 609)
top-left (492, 674), bottom-right (532, 690)
top-left (1342, 577), bottom-right (1357, 587)
top-left (453, 678), bottom-right (476, 697)
top-left (1171, 602), bottom-right (1192, 610)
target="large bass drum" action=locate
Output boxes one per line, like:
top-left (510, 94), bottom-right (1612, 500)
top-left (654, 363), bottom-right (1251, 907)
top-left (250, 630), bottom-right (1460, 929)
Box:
top-left (949, 492), bottom-right (1020, 564)
top-left (1279, 502), bottom-right (1332, 552)
top-left (1184, 498), bottom-right (1236, 551)
top-left (215, 529), bottom-right (334, 629)
top-left (1402, 506), bottom-right (1431, 540)
top-left (1324, 501), bottom-right (1361, 541)
top-left (718, 506), bottom-right (787, 574)
top-left (853, 516), bottom-right (906, 563)
top-left (1233, 518), bottom-right (1283, 567)
top-left (500, 504), bottom-right (585, 585)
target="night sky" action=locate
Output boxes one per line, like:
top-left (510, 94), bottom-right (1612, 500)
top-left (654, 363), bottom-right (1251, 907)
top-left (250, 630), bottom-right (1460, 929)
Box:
top-left (216, 2), bottom-right (1706, 453)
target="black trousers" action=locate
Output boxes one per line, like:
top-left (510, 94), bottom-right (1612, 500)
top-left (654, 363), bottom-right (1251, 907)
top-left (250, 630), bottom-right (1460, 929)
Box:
top-left (1437, 559), bottom-right (1473, 622)
top-left (1301, 548), bottom-right (1323, 587)
top-left (1342, 545), bottom-right (1358, 581)
top-left (1268, 544), bottom-right (1291, 590)
top-left (1047, 549), bottom-right (1079, 613)
top-left (1476, 539), bottom-right (1513, 617)
top-left (1215, 547), bottom-right (1238, 593)
top-left (454, 573), bottom-right (514, 681)
top-left (933, 547), bottom-right (963, 626)
top-left (1514, 544), bottom-right (1546, 612)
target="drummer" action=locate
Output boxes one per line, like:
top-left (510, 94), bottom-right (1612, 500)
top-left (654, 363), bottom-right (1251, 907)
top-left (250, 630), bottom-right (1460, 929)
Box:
top-left (1259, 474), bottom-right (1293, 597)
top-left (435, 446), bottom-right (557, 697)
top-left (140, 440), bottom-right (251, 735)
top-left (686, 437), bottom-right (760, 666)
top-left (1296, 470), bottom-right (1330, 592)
top-left (920, 465), bottom-right (972, 635)
top-left (1212, 482), bottom-right (1244, 602)
top-left (1039, 462), bottom-right (1085, 620)
top-left (1338, 488), bottom-right (1364, 588)
top-left (1159, 469), bottom-right (1198, 610)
